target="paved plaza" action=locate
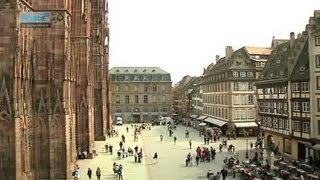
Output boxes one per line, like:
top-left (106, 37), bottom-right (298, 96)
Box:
top-left (77, 124), bottom-right (258, 180)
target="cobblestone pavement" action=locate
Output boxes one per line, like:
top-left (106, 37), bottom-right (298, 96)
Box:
top-left (77, 124), bottom-right (258, 180)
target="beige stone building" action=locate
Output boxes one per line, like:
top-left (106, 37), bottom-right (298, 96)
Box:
top-left (202, 46), bottom-right (271, 136)
top-left (110, 67), bottom-right (172, 122)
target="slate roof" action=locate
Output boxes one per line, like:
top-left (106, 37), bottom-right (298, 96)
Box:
top-left (271, 38), bottom-right (289, 48)
top-left (289, 39), bottom-right (309, 81)
top-left (109, 67), bottom-right (169, 74)
top-left (258, 42), bottom-right (289, 82)
top-left (205, 46), bottom-right (271, 76)
top-left (258, 33), bottom-right (310, 83)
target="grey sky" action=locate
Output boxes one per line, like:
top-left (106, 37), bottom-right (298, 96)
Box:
top-left (108, 0), bottom-right (320, 83)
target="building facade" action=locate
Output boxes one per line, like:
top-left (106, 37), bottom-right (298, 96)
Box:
top-left (0, 0), bottom-right (110, 179)
top-left (202, 46), bottom-right (271, 136)
top-left (190, 77), bottom-right (204, 116)
top-left (258, 12), bottom-right (320, 162)
top-left (308, 10), bottom-right (320, 162)
top-left (173, 75), bottom-right (202, 118)
top-left (110, 67), bottom-right (172, 122)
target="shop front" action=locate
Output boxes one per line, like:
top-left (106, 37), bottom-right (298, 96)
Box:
top-left (203, 117), bottom-right (227, 135)
top-left (234, 122), bottom-right (258, 136)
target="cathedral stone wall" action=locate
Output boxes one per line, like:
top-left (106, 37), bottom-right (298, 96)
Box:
top-left (0, 0), bottom-right (110, 179)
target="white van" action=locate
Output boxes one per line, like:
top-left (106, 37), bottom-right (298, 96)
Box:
top-left (159, 116), bottom-right (173, 125)
top-left (116, 117), bottom-right (123, 126)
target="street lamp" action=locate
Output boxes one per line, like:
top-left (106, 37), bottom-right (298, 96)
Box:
top-left (245, 138), bottom-right (249, 159)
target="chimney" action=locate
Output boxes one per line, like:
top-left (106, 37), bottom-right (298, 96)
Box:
top-left (203, 68), bottom-right (206, 74)
top-left (289, 32), bottom-right (295, 48)
top-left (225, 46), bottom-right (233, 60)
top-left (215, 55), bottom-right (220, 63)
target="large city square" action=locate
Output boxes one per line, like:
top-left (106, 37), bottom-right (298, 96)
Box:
top-left (77, 123), bottom-right (257, 180)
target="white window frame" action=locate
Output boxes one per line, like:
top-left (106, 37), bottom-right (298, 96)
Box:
top-left (247, 72), bottom-right (254, 77)
top-left (233, 71), bottom-right (239, 77)
top-left (248, 82), bottom-right (253, 90)
top-left (293, 121), bottom-right (301, 131)
top-left (301, 82), bottom-right (309, 92)
top-left (302, 102), bottom-right (310, 112)
top-left (285, 119), bottom-right (289, 130)
top-left (233, 82), bottom-right (239, 91)
top-left (293, 102), bottom-right (300, 111)
top-left (279, 119), bottom-right (284, 129)
top-left (293, 83), bottom-right (300, 92)
top-left (240, 71), bottom-right (246, 77)
top-left (303, 122), bottom-right (310, 133)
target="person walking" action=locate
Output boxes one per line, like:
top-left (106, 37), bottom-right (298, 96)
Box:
top-left (196, 154), bottom-right (200, 166)
top-left (121, 135), bottom-right (126, 143)
top-left (250, 141), bottom-right (253, 149)
top-left (207, 170), bottom-right (213, 180)
top-left (126, 126), bottom-right (129, 133)
top-left (119, 141), bottom-right (123, 149)
top-left (160, 134), bottom-right (163, 142)
top-left (153, 152), bottom-right (158, 165)
top-left (96, 167), bottom-right (101, 180)
top-left (109, 144), bottom-right (113, 155)
top-left (221, 168), bottom-right (228, 180)
top-left (117, 164), bottom-right (123, 180)
top-left (189, 140), bottom-right (192, 149)
top-left (87, 168), bottom-right (92, 179)
top-left (74, 167), bottom-right (80, 180)
top-left (174, 136), bottom-right (177, 145)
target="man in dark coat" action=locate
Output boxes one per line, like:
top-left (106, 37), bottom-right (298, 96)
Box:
top-left (221, 168), bottom-right (228, 180)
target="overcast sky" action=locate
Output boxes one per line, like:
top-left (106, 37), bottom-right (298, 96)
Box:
top-left (108, 0), bottom-right (320, 84)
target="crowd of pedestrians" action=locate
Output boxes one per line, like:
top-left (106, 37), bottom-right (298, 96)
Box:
top-left (74, 119), bottom-right (258, 180)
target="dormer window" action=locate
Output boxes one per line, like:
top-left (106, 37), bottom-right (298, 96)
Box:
top-left (152, 69), bottom-right (156, 72)
top-left (134, 69), bottom-right (138, 72)
top-left (143, 69), bottom-right (146, 72)
top-left (299, 66), bottom-right (306, 72)
top-left (125, 69), bottom-right (129, 72)
top-left (276, 59), bottom-right (281, 64)
top-left (116, 70), bottom-right (119, 72)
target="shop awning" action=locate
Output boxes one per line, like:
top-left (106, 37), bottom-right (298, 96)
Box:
top-left (234, 122), bottom-right (258, 128)
top-left (196, 116), bottom-right (207, 120)
top-left (313, 144), bottom-right (320, 151)
top-left (204, 117), bottom-right (227, 127)
top-left (190, 114), bottom-right (199, 119)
